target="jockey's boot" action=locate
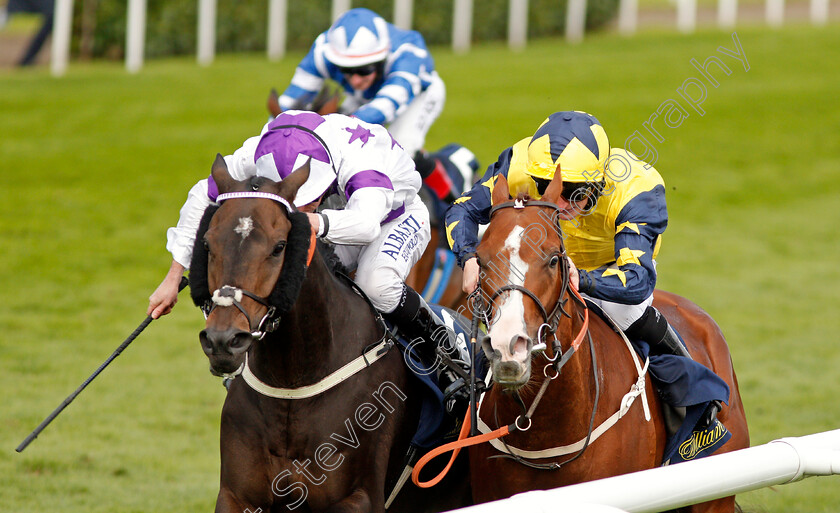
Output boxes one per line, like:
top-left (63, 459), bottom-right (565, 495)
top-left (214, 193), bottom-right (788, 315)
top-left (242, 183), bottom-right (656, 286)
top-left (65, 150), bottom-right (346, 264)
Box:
top-left (386, 284), bottom-right (471, 418)
top-left (699, 400), bottom-right (723, 430)
top-left (625, 306), bottom-right (692, 360)
top-left (413, 150), bottom-right (457, 204)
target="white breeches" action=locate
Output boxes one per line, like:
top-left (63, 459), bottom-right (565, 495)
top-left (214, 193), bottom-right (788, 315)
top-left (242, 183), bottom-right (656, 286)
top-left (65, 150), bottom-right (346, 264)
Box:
top-left (333, 196), bottom-right (431, 313)
top-left (582, 293), bottom-right (655, 331)
top-left (388, 73), bottom-right (446, 156)
top-left (581, 261), bottom-right (658, 331)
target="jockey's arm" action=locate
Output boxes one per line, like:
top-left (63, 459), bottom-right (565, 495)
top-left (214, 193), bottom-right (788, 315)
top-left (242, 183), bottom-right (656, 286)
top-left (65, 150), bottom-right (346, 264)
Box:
top-left (576, 190), bottom-right (667, 304)
top-left (446, 152), bottom-right (511, 292)
top-left (314, 187), bottom-right (393, 245)
top-left (150, 134), bottom-right (264, 317)
top-left (352, 52), bottom-right (426, 126)
top-left (446, 148), bottom-right (512, 263)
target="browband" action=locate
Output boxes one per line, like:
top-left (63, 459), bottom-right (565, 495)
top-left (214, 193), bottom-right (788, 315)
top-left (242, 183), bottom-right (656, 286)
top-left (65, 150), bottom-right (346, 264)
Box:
top-left (216, 191), bottom-right (295, 213)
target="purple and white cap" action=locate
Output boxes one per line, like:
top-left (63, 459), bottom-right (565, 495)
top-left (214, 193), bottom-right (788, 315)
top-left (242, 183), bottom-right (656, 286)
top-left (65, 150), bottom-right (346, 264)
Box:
top-left (255, 111), bottom-right (337, 207)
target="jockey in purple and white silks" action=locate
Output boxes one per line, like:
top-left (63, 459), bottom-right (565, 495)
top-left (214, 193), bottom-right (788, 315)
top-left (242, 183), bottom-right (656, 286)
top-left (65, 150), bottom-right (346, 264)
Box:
top-left (277, 8), bottom-right (457, 203)
top-left (148, 111), bottom-right (470, 415)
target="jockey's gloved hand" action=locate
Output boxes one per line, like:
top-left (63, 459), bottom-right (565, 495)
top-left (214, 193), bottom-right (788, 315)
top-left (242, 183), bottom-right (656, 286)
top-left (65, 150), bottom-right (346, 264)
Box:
top-left (413, 150), bottom-right (457, 203)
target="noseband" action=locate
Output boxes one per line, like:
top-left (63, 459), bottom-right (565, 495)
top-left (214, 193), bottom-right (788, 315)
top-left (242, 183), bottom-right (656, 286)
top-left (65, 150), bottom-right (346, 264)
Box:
top-left (204, 191), bottom-right (307, 339)
top-left (205, 285), bottom-right (280, 339)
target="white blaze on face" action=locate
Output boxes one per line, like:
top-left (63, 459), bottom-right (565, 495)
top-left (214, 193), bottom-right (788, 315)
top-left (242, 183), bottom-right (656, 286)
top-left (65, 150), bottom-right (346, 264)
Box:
top-left (488, 225), bottom-right (530, 363)
top-left (234, 217), bottom-right (254, 241)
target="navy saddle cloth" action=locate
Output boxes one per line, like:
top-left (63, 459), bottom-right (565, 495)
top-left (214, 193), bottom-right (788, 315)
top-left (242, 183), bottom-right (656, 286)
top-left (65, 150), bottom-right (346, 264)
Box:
top-left (585, 300), bottom-right (731, 464)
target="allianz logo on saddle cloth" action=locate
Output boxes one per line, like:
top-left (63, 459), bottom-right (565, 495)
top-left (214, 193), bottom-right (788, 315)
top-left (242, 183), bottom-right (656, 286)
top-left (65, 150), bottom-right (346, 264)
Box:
top-left (675, 419), bottom-right (730, 463)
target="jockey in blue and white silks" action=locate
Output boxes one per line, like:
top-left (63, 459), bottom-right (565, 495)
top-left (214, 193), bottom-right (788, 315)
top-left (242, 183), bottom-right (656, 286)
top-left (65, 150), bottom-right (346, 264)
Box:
top-left (445, 111), bottom-right (728, 433)
top-left (278, 8), bottom-right (443, 159)
top-left (277, 9), bottom-right (457, 203)
top-left (149, 111), bottom-right (470, 416)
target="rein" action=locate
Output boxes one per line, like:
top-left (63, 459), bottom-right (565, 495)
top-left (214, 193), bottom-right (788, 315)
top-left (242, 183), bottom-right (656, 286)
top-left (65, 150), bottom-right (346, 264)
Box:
top-left (411, 198), bottom-right (596, 485)
top-left (238, 273), bottom-right (397, 399)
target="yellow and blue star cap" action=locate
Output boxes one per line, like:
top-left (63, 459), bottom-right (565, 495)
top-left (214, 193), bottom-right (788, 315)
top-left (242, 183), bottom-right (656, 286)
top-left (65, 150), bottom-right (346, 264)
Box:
top-left (525, 111), bottom-right (610, 183)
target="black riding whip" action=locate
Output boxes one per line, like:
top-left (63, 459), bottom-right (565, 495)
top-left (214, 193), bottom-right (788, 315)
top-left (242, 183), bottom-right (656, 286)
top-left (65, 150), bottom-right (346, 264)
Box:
top-left (16, 276), bottom-right (189, 453)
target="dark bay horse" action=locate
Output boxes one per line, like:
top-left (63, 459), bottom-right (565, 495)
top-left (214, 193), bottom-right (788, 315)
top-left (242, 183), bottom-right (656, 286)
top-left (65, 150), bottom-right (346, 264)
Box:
top-left (468, 173), bottom-right (749, 511)
top-left (266, 87), bottom-right (469, 314)
top-left (192, 156), bottom-right (470, 512)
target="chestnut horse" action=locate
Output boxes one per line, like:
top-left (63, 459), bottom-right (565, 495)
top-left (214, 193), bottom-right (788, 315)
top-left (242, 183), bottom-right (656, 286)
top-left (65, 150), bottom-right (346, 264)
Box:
top-left (191, 156), bottom-right (470, 512)
top-left (468, 173), bottom-right (749, 511)
top-left (267, 87), bottom-right (470, 313)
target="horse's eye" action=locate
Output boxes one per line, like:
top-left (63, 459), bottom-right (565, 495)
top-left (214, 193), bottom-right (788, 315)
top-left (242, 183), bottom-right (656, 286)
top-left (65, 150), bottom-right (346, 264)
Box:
top-left (549, 255), bottom-right (560, 268)
top-left (271, 241), bottom-right (287, 257)
top-left (203, 239), bottom-right (209, 251)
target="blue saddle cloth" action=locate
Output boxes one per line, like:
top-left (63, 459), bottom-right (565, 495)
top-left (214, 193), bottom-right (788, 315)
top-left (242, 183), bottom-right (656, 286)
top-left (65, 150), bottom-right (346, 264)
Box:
top-left (585, 301), bottom-right (731, 464)
top-left (387, 304), bottom-right (487, 449)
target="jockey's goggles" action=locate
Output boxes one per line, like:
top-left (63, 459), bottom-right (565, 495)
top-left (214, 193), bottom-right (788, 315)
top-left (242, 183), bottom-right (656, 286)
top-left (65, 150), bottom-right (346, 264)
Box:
top-left (534, 177), bottom-right (604, 205)
top-left (339, 63), bottom-right (378, 76)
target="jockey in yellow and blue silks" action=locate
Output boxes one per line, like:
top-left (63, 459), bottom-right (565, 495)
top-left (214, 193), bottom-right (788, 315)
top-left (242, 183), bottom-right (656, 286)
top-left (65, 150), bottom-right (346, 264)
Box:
top-left (446, 111), bottom-right (724, 428)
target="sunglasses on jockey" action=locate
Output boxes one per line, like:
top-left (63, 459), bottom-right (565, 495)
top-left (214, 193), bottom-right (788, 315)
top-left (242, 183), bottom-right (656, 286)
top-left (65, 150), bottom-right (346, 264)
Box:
top-left (339, 63), bottom-right (379, 76)
top-left (533, 176), bottom-right (604, 205)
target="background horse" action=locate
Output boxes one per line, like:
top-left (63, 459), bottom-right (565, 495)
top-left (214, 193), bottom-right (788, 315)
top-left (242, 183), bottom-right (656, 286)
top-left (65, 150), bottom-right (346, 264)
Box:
top-left (192, 156), bottom-right (470, 512)
top-left (267, 86), bottom-right (471, 313)
top-left (468, 173), bottom-right (749, 512)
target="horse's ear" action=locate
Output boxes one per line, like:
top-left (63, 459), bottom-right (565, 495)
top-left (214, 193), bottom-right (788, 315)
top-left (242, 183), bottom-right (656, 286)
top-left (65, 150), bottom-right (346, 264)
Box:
top-left (211, 154), bottom-right (237, 194)
top-left (491, 173), bottom-right (510, 206)
top-left (277, 158), bottom-right (311, 202)
top-left (267, 88), bottom-right (283, 117)
top-left (541, 165), bottom-right (564, 203)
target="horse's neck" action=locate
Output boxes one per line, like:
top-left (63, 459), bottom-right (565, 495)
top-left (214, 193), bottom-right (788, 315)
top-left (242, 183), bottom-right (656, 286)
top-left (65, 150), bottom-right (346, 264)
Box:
top-left (250, 255), bottom-right (372, 388)
top-left (512, 299), bottom-right (596, 427)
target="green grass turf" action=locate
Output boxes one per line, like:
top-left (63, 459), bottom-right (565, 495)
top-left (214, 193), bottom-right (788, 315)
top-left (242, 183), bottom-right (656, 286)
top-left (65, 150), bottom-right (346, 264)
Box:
top-left (2, 23), bottom-right (839, 512)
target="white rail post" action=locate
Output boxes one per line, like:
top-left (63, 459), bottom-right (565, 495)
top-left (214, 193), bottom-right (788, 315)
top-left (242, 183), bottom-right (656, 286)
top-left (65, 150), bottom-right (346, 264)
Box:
top-left (676, 0), bottom-right (697, 32)
top-left (508, 0), bottom-right (528, 50)
top-left (565, 0), bottom-right (587, 43)
top-left (453, 0), bottom-right (473, 53)
top-left (766, 0), bottom-right (785, 25)
top-left (394, 0), bottom-right (413, 29)
top-left (267, 0), bottom-right (287, 61)
top-left (810, 0), bottom-right (829, 24)
top-left (126, 0), bottom-right (147, 73)
top-left (332, 0), bottom-right (351, 23)
top-left (197, 0), bottom-right (216, 66)
top-left (618, 0), bottom-right (638, 35)
top-left (50, 0), bottom-right (74, 77)
top-left (718, 0), bottom-right (738, 27)
top-left (445, 430), bottom-right (840, 513)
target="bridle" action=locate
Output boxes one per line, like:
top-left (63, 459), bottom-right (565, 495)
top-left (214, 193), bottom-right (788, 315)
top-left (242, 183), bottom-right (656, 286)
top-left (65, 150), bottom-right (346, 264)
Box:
top-left (203, 191), bottom-right (303, 340)
top-left (484, 198), bottom-right (590, 375)
top-left (480, 197), bottom-right (597, 470)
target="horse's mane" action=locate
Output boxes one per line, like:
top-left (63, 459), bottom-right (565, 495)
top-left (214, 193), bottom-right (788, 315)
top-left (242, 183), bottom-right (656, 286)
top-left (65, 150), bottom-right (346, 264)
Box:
top-left (317, 240), bottom-right (349, 276)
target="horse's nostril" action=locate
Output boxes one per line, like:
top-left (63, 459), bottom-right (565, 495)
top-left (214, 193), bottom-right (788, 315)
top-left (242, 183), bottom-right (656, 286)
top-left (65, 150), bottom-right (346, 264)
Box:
top-left (480, 335), bottom-right (500, 361)
top-left (228, 333), bottom-right (253, 355)
top-left (199, 330), bottom-right (214, 356)
top-left (509, 335), bottom-right (533, 359)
